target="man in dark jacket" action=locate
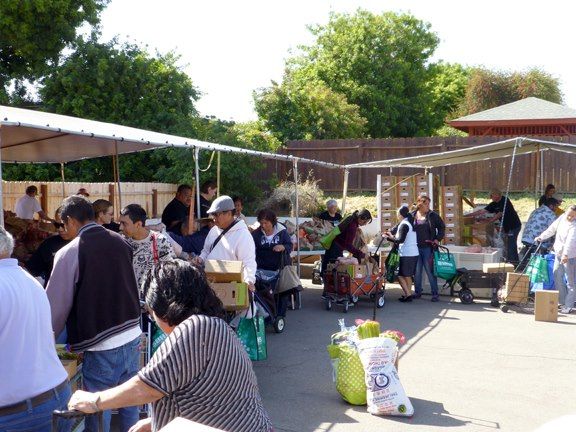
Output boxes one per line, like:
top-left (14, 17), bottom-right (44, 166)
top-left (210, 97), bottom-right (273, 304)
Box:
top-left (411, 194), bottom-right (445, 302)
top-left (161, 184), bottom-right (193, 234)
top-left (46, 195), bottom-right (141, 431)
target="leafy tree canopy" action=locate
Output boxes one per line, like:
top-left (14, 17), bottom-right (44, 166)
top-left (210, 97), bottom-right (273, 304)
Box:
top-left (458, 68), bottom-right (562, 116)
top-left (0, 0), bottom-right (109, 85)
top-left (257, 10), bottom-right (441, 139)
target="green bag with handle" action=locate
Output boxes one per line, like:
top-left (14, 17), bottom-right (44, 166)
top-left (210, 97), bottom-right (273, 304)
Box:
top-left (320, 225), bottom-right (341, 250)
top-left (433, 245), bottom-right (458, 280)
top-left (236, 310), bottom-right (267, 361)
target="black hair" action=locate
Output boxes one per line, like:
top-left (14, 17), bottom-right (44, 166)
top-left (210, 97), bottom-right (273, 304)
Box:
top-left (143, 260), bottom-right (225, 326)
top-left (25, 185), bottom-right (38, 195)
top-left (232, 196), bottom-right (242, 204)
top-left (201, 180), bottom-right (217, 194)
top-left (120, 204), bottom-right (147, 225)
top-left (61, 195), bottom-right (95, 223)
top-left (543, 197), bottom-right (559, 207)
top-left (177, 184), bottom-right (192, 194)
top-left (357, 209), bottom-right (372, 223)
top-left (398, 205), bottom-right (414, 225)
top-left (257, 208), bottom-right (277, 225)
top-left (544, 184), bottom-right (556, 193)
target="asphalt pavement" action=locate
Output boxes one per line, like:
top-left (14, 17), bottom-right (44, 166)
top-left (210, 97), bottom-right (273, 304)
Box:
top-left (253, 280), bottom-right (576, 432)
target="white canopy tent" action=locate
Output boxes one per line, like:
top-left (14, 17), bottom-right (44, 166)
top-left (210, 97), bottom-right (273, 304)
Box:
top-left (0, 105), bottom-right (344, 236)
top-left (344, 137), bottom-right (576, 170)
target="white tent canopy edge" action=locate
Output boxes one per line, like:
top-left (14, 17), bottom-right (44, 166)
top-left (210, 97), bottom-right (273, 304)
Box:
top-left (0, 105), bottom-right (344, 229)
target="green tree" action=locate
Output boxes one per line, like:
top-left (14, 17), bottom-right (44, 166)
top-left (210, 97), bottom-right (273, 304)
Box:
top-left (31, 37), bottom-right (198, 182)
top-left (460, 68), bottom-right (562, 115)
top-left (272, 9), bottom-right (440, 138)
top-left (427, 62), bottom-right (470, 131)
top-left (254, 76), bottom-right (367, 141)
top-left (0, 0), bottom-right (109, 90)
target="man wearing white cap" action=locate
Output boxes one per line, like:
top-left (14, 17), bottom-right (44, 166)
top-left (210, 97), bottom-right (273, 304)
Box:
top-left (196, 195), bottom-right (257, 290)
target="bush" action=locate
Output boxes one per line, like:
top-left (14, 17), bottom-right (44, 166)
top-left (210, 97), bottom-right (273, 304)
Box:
top-left (260, 172), bottom-right (324, 217)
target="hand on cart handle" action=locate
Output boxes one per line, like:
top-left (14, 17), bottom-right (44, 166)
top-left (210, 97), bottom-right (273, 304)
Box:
top-left (68, 390), bottom-right (101, 413)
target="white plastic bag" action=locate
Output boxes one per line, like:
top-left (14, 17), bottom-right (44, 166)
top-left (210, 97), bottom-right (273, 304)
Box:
top-left (357, 338), bottom-right (414, 417)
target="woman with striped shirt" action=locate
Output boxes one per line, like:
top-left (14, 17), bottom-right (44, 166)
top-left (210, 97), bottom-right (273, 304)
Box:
top-left (68, 260), bottom-right (272, 432)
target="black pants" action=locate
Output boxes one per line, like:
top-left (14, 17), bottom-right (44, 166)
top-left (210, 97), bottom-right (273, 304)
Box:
top-left (321, 243), bottom-right (343, 275)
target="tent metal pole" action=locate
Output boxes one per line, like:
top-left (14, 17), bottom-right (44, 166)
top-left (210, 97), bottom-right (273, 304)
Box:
top-left (195, 147), bottom-right (201, 218)
top-left (293, 159), bottom-right (300, 278)
top-left (216, 152), bottom-right (221, 197)
top-left (60, 163), bottom-right (66, 199)
top-left (428, 170), bottom-right (434, 210)
top-left (376, 174), bottom-right (382, 226)
top-left (0, 133), bottom-right (4, 227)
top-left (114, 141), bottom-right (123, 212)
top-left (341, 169), bottom-right (350, 214)
top-left (534, 144), bottom-right (540, 209)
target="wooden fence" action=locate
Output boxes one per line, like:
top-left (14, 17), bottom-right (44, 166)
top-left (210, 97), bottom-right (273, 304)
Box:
top-left (2, 181), bottom-right (177, 219)
top-left (252, 135), bottom-right (576, 193)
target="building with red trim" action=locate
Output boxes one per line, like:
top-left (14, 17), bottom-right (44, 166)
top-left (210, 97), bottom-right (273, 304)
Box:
top-left (449, 97), bottom-right (576, 136)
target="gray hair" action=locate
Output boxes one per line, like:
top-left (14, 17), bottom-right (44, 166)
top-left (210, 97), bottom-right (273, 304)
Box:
top-left (0, 226), bottom-right (14, 258)
top-left (326, 199), bottom-right (338, 208)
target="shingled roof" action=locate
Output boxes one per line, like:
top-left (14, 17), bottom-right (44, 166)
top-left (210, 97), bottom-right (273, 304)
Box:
top-left (449, 97), bottom-right (576, 136)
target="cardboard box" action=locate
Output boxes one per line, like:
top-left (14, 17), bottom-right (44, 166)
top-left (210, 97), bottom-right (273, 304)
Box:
top-left (535, 290), bottom-right (559, 322)
top-left (483, 263), bottom-right (515, 273)
top-left (381, 176), bottom-right (396, 188)
top-left (204, 260), bottom-right (244, 283)
top-left (503, 273), bottom-right (529, 303)
top-left (61, 359), bottom-right (77, 380)
top-left (211, 282), bottom-right (249, 310)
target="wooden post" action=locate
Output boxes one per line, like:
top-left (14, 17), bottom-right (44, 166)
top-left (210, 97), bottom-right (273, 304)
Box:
top-left (40, 184), bottom-right (48, 215)
top-left (152, 189), bottom-right (158, 218)
top-left (108, 184), bottom-right (116, 219)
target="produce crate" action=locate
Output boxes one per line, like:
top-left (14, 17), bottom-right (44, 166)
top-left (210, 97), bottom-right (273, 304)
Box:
top-left (502, 273), bottom-right (530, 303)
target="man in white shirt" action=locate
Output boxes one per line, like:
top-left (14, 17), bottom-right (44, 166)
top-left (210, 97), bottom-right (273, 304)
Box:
top-left (536, 205), bottom-right (576, 314)
top-left (0, 226), bottom-right (71, 431)
top-left (14, 185), bottom-right (54, 221)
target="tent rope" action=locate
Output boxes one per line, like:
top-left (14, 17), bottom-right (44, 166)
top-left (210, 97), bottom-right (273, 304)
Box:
top-left (193, 150), bottom-right (217, 172)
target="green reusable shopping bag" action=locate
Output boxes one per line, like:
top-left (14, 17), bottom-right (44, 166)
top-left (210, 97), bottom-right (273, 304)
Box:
top-left (526, 254), bottom-right (549, 284)
top-left (237, 315), bottom-right (267, 361)
top-left (334, 344), bottom-right (367, 406)
top-left (385, 248), bottom-right (400, 283)
top-left (320, 225), bottom-right (341, 250)
top-left (433, 246), bottom-right (457, 280)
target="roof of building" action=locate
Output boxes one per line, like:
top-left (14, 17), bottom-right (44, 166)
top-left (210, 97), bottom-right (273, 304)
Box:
top-left (451, 97), bottom-right (576, 123)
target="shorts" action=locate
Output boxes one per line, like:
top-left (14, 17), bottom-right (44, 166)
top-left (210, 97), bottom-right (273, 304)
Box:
top-left (399, 256), bottom-right (418, 277)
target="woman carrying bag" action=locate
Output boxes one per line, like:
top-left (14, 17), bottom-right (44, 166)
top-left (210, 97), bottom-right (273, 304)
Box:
top-left (321, 209), bottom-right (373, 297)
top-left (384, 206), bottom-right (419, 302)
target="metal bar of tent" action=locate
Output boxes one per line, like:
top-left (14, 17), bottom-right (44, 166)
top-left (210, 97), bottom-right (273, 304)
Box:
top-left (217, 152), bottom-right (221, 198)
top-left (341, 169), bottom-right (349, 214)
top-left (194, 147), bottom-right (201, 219)
top-left (293, 159), bottom-right (300, 278)
top-left (114, 141), bottom-right (123, 213)
top-left (0, 133), bottom-right (3, 227)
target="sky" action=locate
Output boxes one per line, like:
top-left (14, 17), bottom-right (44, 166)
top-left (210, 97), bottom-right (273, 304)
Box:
top-left (99, 1), bottom-right (576, 122)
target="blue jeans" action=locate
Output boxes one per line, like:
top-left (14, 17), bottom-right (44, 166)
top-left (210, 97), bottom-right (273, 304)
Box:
top-left (0, 382), bottom-right (72, 432)
top-left (414, 246), bottom-right (438, 296)
top-left (553, 256), bottom-right (576, 308)
top-left (82, 337), bottom-right (141, 432)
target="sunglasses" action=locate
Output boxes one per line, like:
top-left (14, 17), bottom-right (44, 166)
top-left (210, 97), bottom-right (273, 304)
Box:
top-left (53, 222), bottom-right (65, 230)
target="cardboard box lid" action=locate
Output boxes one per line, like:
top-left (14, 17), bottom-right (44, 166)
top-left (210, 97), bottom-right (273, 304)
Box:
top-left (205, 260), bottom-right (244, 282)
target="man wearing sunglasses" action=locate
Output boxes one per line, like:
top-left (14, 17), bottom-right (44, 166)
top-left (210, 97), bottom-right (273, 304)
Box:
top-left (25, 208), bottom-right (75, 286)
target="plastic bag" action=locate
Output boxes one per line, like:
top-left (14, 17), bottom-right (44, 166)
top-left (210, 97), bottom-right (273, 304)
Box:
top-left (320, 225), bottom-right (341, 250)
top-left (526, 254), bottom-right (550, 284)
top-left (384, 248), bottom-right (400, 283)
top-left (357, 338), bottom-right (413, 416)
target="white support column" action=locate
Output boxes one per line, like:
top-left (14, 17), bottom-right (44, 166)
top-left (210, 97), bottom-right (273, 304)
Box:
top-left (341, 169), bottom-right (350, 214)
top-left (376, 174), bottom-right (382, 223)
top-left (0, 134), bottom-right (4, 227)
top-left (114, 141), bottom-right (123, 211)
top-left (216, 151), bottom-right (221, 197)
top-left (195, 147), bottom-right (201, 219)
top-left (428, 170), bottom-right (434, 210)
top-left (293, 158), bottom-right (300, 277)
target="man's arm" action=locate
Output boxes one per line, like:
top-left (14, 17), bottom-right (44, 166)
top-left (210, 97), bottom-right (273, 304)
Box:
top-left (46, 241), bottom-right (80, 336)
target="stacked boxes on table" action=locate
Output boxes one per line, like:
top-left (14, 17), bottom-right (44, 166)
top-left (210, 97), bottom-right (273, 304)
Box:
top-left (440, 186), bottom-right (463, 246)
top-left (380, 176), bottom-right (397, 234)
top-left (380, 174), bottom-right (440, 234)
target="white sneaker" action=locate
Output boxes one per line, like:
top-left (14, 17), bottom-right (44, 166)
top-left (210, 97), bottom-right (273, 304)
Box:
top-left (560, 307), bottom-right (572, 314)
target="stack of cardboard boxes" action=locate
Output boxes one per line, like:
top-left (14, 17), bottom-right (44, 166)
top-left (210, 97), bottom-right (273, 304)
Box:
top-left (440, 185), bottom-right (463, 246)
top-left (205, 260), bottom-right (249, 311)
top-left (380, 176), bottom-right (398, 234)
top-left (379, 174), bottom-right (439, 235)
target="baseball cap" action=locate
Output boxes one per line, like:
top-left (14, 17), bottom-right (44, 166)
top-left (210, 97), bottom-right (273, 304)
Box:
top-left (207, 195), bottom-right (235, 214)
